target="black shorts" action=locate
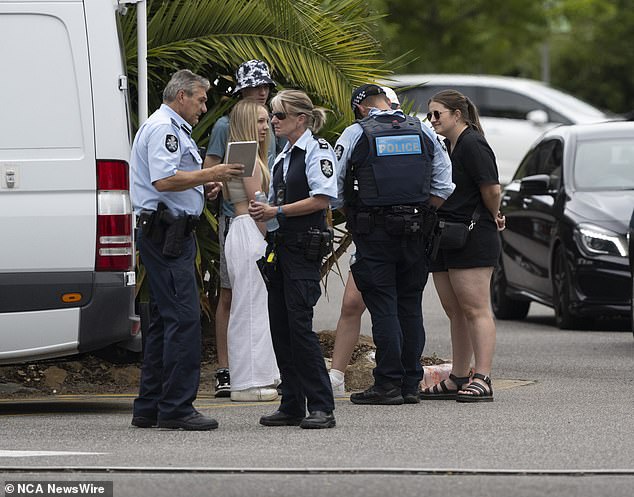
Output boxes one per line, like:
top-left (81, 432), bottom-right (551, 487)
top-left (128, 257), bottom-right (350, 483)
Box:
top-left (430, 219), bottom-right (500, 272)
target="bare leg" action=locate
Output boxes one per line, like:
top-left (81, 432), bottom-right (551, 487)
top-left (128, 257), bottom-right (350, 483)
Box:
top-left (447, 267), bottom-right (496, 394)
top-left (215, 287), bottom-right (232, 369)
top-left (430, 272), bottom-right (473, 389)
top-left (331, 273), bottom-right (366, 372)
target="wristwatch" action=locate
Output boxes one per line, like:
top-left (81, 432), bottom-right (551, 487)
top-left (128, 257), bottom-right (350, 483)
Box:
top-left (276, 205), bottom-right (286, 219)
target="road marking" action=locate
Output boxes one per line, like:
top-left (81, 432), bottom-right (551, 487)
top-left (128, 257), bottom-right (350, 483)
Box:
top-left (0, 450), bottom-right (105, 458)
top-left (0, 465), bottom-right (632, 476)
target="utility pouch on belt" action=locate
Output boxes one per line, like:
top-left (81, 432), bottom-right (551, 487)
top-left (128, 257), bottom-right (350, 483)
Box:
top-left (384, 206), bottom-right (437, 237)
top-left (303, 227), bottom-right (333, 261)
top-left (354, 212), bottom-right (373, 235)
top-left (257, 243), bottom-right (277, 286)
top-left (162, 215), bottom-right (187, 258)
top-left (139, 202), bottom-right (168, 243)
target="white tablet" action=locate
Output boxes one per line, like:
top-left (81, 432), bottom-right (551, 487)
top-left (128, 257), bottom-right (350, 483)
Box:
top-left (225, 140), bottom-right (258, 177)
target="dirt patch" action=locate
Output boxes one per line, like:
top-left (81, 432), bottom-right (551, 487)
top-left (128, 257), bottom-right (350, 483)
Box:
top-left (0, 330), bottom-right (448, 398)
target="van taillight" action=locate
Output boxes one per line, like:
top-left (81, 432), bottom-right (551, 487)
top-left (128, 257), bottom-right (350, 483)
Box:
top-left (96, 160), bottom-right (133, 271)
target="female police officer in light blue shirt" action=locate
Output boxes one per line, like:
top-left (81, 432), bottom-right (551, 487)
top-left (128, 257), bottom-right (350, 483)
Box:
top-left (249, 89), bottom-right (337, 429)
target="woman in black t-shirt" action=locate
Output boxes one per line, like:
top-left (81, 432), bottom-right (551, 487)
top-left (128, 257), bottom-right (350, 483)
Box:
top-left (420, 90), bottom-right (505, 403)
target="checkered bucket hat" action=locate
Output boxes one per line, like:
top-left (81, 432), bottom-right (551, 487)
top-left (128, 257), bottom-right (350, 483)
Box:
top-left (232, 59), bottom-right (276, 95)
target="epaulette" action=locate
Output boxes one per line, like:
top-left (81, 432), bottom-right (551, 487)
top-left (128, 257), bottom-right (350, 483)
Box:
top-left (314, 136), bottom-right (330, 149)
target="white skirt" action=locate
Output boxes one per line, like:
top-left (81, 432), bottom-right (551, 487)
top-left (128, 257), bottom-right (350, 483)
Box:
top-left (225, 214), bottom-right (280, 390)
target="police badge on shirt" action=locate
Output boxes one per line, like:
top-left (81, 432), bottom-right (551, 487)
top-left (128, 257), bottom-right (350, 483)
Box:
top-left (320, 159), bottom-right (334, 178)
top-left (334, 144), bottom-right (344, 161)
top-left (165, 134), bottom-right (179, 153)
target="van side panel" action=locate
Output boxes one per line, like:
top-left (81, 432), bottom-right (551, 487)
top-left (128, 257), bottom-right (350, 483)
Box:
top-left (0, 0), bottom-right (137, 364)
top-left (0, 4), bottom-right (95, 270)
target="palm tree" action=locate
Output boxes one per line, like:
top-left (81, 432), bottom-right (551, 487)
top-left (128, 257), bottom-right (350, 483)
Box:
top-left (123, 0), bottom-right (389, 317)
top-left (121, 0), bottom-right (389, 139)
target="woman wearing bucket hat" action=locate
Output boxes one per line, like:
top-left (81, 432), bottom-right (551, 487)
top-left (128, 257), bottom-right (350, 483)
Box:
top-left (203, 59), bottom-right (279, 400)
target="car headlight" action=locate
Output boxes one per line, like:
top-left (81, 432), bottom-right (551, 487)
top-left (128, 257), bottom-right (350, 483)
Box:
top-left (574, 223), bottom-right (628, 257)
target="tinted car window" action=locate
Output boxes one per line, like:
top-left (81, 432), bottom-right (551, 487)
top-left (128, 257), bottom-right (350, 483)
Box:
top-left (479, 87), bottom-right (570, 124)
top-left (513, 147), bottom-right (539, 180)
top-left (574, 139), bottom-right (634, 190)
top-left (535, 140), bottom-right (563, 189)
top-left (513, 139), bottom-right (564, 184)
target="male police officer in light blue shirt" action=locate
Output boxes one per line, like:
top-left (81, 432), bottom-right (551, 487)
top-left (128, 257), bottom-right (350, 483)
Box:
top-left (130, 69), bottom-right (243, 431)
top-left (334, 84), bottom-right (454, 405)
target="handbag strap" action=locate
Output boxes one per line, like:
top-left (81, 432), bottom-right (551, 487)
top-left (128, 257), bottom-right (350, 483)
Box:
top-left (468, 205), bottom-right (481, 230)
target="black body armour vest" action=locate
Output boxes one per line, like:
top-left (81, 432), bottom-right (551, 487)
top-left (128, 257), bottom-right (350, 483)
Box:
top-left (346, 114), bottom-right (434, 209)
top-left (272, 147), bottom-right (325, 233)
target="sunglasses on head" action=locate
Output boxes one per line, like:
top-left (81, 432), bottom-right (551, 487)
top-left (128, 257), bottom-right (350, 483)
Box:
top-left (426, 110), bottom-right (448, 121)
top-left (271, 111), bottom-right (304, 120)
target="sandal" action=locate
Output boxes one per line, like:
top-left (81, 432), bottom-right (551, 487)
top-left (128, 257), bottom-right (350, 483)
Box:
top-left (456, 373), bottom-right (493, 403)
top-left (419, 373), bottom-right (471, 400)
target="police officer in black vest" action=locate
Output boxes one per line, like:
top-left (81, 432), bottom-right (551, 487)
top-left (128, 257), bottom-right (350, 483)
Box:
top-left (249, 90), bottom-right (337, 429)
top-left (334, 84), bottom-right (454, 404)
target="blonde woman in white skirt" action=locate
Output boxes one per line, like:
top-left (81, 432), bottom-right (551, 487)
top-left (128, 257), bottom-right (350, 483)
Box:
top-left (224, 100), bottom-right (280, 401)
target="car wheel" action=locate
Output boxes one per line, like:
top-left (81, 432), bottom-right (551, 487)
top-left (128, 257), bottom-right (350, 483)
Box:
top-left (552, 245), bottom-right (581, 329)
top-left (491, 258), bottom-right (530, 320)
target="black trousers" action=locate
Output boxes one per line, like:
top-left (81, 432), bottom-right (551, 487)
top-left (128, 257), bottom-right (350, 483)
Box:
top-left (266, 243), bottom-right (334, 416)
top-left (133, 229), bottom-right (201, 421)
top-left (351, 232), bottom-right (429, 395)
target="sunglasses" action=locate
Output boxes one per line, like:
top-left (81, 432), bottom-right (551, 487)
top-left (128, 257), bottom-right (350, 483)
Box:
top-left (426, 110), bottom-right (449, 121)
top-left (271, 111), bottom-right (304, 120)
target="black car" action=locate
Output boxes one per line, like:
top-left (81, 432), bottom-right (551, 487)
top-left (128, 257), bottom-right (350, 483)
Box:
top-left (491, 121), bottom-right (634, 329)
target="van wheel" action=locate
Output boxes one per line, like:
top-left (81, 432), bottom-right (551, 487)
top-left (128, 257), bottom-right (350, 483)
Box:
top-left (552, 246), bottom-right (582, 329)
top-left (491, 259), bottom-right (530, 320)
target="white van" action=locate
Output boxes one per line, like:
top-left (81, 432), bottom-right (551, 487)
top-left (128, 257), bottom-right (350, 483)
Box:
top-left (387, 74), bottom-right (615, 183)
top-left (0, 0), bottom-right (139, 364)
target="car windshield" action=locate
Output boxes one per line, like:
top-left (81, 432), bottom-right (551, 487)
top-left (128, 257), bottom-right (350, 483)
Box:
top-left (573, 139), bottom-right (634, 190)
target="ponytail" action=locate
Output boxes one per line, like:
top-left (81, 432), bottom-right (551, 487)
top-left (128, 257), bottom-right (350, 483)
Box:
top-left (465, 97), bottom-right (484, 135)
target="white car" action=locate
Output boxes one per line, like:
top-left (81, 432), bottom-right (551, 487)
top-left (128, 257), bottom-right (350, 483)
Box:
top-left (386, 74), bottom-right (615, 183)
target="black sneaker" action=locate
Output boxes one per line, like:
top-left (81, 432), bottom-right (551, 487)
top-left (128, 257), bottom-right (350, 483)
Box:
top-left (259, 410), bottom-right (304, 427)
top-left (300, 411), bottom-right (336, 429)
top-left (403, 392), bottom-right (420, 404)
top-left (158, 411), bottom-right (219, 431)
top-left (131, 415), bottom-right (157, 428)
top-left (214, 368), bottom-right (231, 398)
top-left (350, 384), bottom-right (404, 405)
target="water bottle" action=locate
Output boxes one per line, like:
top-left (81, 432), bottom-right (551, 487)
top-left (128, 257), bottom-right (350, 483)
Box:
top-left (254, 191), bottom-right (279, 232)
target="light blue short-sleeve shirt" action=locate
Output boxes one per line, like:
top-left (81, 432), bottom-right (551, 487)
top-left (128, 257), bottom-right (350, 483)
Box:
top-left (267, 129), bottom-right (338, 203)
top-left (130, 104), bottom-right (204, 217)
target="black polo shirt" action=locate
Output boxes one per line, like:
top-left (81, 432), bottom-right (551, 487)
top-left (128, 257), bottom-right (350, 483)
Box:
top-left (439, 126), bottom-right (499, 223)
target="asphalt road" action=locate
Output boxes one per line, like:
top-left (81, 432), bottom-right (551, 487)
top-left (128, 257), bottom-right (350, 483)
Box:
top-left (1, 277), bottom-right (633, 497)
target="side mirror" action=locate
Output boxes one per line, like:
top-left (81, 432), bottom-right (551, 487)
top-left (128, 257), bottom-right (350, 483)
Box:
top-left (527, 109), bottom-right (549, 126)
top-left (520, 174), bottom-right (551, 195)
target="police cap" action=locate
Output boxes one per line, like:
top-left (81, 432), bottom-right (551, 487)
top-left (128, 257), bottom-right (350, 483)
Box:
top-left (350, 84), bottom-right (386, 111)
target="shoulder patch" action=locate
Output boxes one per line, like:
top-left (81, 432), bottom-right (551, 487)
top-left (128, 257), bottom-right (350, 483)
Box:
top-left (165, 134), bottom-right (179, 153)
top-left (320, 159), bottom-right (334, 178)
top-left (334, 144), bottom-right (344, 161)
top-left (316, 137), bottom-right (329, 149)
